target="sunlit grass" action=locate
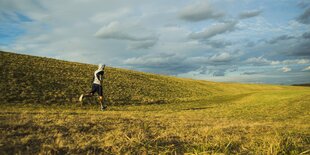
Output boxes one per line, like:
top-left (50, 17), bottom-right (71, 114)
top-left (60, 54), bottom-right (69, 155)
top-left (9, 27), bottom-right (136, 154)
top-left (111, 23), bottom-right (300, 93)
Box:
top-left (1, 89), bottom-right (309, 154)
top-left (0, 51), bottom-right (292, 105)
top-left (1, 51), bottom-right (310, 154)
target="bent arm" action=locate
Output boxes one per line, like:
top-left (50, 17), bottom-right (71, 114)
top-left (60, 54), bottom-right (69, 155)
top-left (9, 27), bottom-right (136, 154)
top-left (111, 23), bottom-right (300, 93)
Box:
top-left (96, 71), bottom-right (104, 81)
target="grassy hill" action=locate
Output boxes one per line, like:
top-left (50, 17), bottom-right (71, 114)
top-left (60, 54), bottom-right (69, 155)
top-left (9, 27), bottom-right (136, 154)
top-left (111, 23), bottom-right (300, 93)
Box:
top-left (0, 51), bottom-right (287, 105)
top-left (0, 51), bottom-right (210, 105)
top-left (1, 51), bottom-right (310, 154)
top-left (292, 83), bottom-right (310, 87)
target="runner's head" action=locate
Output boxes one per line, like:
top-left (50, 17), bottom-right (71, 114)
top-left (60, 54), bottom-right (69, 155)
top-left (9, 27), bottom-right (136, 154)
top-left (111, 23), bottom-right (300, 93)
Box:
top-left (98, 64), bottom-right (105, 71)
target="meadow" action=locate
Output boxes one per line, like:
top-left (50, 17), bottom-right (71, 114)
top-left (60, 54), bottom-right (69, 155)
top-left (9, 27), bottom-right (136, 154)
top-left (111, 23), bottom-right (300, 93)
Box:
top-left (0, 51), bottom-right (310, 154)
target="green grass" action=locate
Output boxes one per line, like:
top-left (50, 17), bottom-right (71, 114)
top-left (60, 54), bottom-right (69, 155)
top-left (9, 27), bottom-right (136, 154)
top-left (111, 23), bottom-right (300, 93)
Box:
top-left (1, 51), bottom-right (310, 154)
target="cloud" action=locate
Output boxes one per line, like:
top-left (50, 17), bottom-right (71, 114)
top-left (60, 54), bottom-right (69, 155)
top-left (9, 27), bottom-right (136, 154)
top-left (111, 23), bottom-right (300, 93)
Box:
top-left (244, 56), bottom-right (272, 66)
top-left (123, 53), bottom-right (195, 75)
top-left (281, 66), bottom-right (291, 72)
top-left (1, 0), bottom-right (310, 84)
top-left (267, 35), bottom-right (295, 44)
top-left (244, 56), bottom-right (310, 66)
top-left (124, 53), bottom-right (179, 66)
top-left (94, 21), bottom-right (157, 41)
top-left (94, 21), bottom-right (158, 49)
top-left (189, 21), bottom-right (237, 40)
top-left (127, 40), bottom-right (158, 50)
top-left (193, 65), bottom-right (237, 77)
top-left (245, 41), bottom-right (256, 47)
top-left (179, 1), bottom-right (224, 22)
top-left (0, 11), bottom-right (32, 23)
top-left (90, 8), bottom-right (131, 24)
top-left (288, 40), bottom-right (310, 57)
top-left (282, 59), bottom-right (309, 65)
top-left (242, 71), bottom-right (263, 75)
top-left (239, 10), bottom-right (262, 19)
top-left (124, 51), bottom-right (242, 76)
top-left (209, 52), bottom-right (235, 62)
top-left (213, 70), bottom-right (226, 76)
top-left (297, 7), bottom-right (310, 24)
top-left (204, 40), bottom-right (232, 49)
top-left (302, 31), bottom-right (310, 39)
top-left (0, 0), bottom-right (43, 14)
top-left (298, 0), bottom-right (310, 9)
top-left (186, 51), bottom-right (242, 65)
top-left (264, 34), bottom-right (310, 57)
top-left (302, 66), bottom-right (310, 71)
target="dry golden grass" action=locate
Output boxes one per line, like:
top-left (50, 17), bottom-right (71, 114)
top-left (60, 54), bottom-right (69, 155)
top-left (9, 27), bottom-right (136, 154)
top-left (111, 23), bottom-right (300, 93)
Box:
top-left (1, 51), bottom-right (310, 154)
top-left (0, 51), bottom-right (292, 105)
top-left (1, 89), bottom-right (310, 154)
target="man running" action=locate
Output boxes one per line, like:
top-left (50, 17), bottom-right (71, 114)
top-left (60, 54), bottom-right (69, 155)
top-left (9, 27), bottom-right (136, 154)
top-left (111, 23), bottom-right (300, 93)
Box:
top-left (79, 64), bottom-right (107, 110)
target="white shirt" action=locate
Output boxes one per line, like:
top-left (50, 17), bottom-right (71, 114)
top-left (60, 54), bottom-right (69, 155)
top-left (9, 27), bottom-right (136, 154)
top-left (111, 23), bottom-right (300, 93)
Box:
top-left (93, 69), bottom-right (104, 85)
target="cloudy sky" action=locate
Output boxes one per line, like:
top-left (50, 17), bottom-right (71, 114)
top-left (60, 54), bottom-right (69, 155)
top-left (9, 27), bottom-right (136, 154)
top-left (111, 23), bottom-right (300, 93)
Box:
top-left (1, 0), bottom-right (310, 84)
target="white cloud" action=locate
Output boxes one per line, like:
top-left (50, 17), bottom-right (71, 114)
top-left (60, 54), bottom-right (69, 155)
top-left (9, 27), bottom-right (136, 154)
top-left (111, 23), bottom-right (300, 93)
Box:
top-left (209, 52), bottom-right (235, 62)
top-left (94, 21), bottom-right (157, 41)
top-left (282, 59), bottom-right (310, 65)
top-left (189, 21), bottom-right (237, 40)
top-left (281, 66), bottom-right (291, 72)
top-left (245, 57), bottom-right (310, 66)
top-left (179, 1), bottom-right (224, 22)
top-left (94, 21), bottom-right (158, 50)
top-left (302, 66), bottom-right (310, 71)
top-left (124, 53), bottom-right (182, 66)
top-left (239, 10), bottom-right (262, 19)
top-left (90, 8), bottom-right (131, 24)
top-left (268, 59), bottom-right (310, 66)
top-left (245, 56), bottom-right (271, 65)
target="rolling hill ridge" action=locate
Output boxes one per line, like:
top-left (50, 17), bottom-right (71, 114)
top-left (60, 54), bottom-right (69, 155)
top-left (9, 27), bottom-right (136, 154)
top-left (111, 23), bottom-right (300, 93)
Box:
top-left (0, 51), bottom-right (290, 105)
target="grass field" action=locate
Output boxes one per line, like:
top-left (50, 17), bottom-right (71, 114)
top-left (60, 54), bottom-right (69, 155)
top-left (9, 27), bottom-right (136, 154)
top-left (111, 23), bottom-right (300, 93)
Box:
top-left (1, 51), bottom-right (310, 154)
top-left (1, 88), bottom-right (310, 154)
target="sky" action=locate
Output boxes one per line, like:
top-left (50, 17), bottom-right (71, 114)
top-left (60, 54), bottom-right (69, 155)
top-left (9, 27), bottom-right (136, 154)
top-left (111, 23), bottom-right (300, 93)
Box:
top-left (0, 0), bottom-right (310, 84)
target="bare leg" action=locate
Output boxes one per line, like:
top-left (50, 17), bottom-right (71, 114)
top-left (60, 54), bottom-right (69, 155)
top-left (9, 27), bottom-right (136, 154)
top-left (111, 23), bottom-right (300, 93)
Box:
top-left (98, 96), bottom-right (103, 107)
top-left (83, 93), bottom-right (93, 98)
top-left (99, 96), bottom-right (106, 110)
top-left (79, 93), bottom-right (93, 102)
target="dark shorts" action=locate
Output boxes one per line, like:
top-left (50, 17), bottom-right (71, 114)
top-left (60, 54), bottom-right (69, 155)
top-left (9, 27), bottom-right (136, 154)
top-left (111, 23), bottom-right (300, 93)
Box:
top-left (90, 84), bottom-right (103, 96)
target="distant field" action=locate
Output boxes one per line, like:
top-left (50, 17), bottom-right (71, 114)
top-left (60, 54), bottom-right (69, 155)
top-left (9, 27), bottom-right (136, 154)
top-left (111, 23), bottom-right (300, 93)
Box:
top-left (1, 51), bottom-right (310, 154)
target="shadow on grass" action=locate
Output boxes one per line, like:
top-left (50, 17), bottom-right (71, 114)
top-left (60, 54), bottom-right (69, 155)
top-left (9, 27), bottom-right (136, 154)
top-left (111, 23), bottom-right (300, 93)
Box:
top-left (182, 106), bottom-right (214, 111)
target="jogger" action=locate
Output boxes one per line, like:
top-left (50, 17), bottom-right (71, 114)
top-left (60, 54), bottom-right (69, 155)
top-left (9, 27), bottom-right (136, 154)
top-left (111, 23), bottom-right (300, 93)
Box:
top-left (79, 64), bottom-right (106, 110)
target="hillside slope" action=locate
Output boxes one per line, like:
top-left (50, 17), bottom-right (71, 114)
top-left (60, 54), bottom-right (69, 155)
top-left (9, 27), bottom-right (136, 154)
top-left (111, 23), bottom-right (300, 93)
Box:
top-left (0, 51), bottom-right (295, 105)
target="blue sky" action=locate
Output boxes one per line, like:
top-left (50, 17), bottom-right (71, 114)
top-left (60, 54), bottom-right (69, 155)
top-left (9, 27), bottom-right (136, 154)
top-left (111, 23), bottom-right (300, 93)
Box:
top-left (1, 0), bottom-right (309, 84)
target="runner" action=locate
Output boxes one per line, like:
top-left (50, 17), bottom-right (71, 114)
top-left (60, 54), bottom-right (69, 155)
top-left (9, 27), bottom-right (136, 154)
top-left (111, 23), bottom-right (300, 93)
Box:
top-left (79, 64), bottom-right (106, 110)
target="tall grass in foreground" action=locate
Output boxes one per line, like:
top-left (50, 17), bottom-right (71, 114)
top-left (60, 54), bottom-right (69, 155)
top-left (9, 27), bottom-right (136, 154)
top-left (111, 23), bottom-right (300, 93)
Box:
top-left (1, 89), bottom-right (309, 154)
